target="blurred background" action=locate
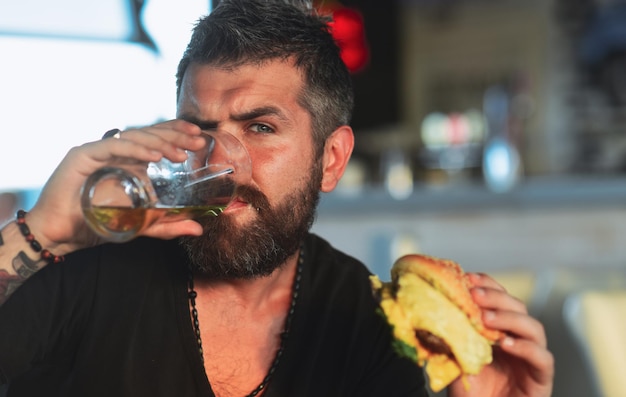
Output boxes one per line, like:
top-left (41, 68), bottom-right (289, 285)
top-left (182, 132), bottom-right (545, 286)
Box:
top-left (2, 0), bottom-right (626, 396)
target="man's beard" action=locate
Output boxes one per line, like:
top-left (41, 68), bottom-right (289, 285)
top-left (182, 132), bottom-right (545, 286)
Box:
top-left (180, 163), bottom-right (322, 280)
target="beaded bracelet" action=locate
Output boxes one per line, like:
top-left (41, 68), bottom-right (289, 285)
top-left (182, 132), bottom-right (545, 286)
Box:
top-left (16, 210), bottom-right (65, 264)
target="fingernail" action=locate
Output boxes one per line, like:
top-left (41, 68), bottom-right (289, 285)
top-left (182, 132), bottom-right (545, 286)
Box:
top-left (473, 287), bottom-right (485, 296)
top-left (484, 310), bottom-right (495, 321)
top-left (467, 273), bottom-right (480, 282)
top-left (502, 336), bottom-right (515, 347)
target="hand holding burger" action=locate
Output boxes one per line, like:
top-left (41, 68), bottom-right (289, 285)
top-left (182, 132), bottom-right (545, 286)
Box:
top-left (371, 254), bottom-right (503, 391)
top-left (371, 253), bottom-right (553, 397)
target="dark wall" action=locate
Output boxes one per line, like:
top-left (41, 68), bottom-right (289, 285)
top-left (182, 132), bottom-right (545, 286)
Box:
top-left (341, 1), bottom-right (400, 134)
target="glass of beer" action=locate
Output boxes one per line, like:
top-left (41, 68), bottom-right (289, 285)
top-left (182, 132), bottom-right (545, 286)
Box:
top-left (81, 129), bottom-right (251, 242)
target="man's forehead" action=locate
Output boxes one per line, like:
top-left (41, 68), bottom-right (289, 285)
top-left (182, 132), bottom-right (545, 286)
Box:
top-left (177, 60), bottom-right (306, 114)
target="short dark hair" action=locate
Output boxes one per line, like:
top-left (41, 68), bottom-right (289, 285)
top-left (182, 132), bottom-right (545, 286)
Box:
top-left (176, 0), bottom-right (354, 154)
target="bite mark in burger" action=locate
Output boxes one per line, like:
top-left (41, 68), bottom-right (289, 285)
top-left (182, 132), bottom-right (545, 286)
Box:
top-left (370, 254), bottom-right (503, 392)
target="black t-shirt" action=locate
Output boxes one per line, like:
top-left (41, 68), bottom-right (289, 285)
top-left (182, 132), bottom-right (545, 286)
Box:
top-left (0, 233), bottom-right (427, 396)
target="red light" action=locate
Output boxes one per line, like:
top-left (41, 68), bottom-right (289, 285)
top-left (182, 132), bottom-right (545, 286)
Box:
top-left (331, 8), bottom-right (364, 42)
top-left (322, 4), bottom-right (370, 73)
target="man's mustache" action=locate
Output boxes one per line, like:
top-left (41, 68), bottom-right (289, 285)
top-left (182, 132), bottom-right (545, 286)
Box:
top-left (234, 185), bottom-right (271, 213)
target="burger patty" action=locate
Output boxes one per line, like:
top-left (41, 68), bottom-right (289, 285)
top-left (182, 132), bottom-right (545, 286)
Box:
top-left (415, 330), bottom-right (454, 357)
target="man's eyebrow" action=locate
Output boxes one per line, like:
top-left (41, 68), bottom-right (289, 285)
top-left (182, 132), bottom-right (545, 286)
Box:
top-left (178, 106), bottom-right (289, 129)
top-left (231, 106), bottom-right (289, 122)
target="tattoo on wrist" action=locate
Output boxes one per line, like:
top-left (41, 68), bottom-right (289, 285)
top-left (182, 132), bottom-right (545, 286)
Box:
top-left (13, 251), bottom-right (44, 279)
top-left (0, 251), bottom-right (43, 304)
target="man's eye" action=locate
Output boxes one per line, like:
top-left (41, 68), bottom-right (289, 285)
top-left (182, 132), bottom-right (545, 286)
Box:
top-left (250, 123), bottom-right (274, 134)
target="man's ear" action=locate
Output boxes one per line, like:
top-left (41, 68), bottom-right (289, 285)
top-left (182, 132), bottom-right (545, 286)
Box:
top-left (320, 125), bottom-right (355, 193)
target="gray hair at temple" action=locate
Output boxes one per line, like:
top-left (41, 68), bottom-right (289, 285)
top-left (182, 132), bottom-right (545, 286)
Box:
top-left (175, 0), bottom-right (354, 155)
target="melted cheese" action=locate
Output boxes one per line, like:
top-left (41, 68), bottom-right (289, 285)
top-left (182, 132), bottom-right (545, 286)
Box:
top-left (395, 273), bottom-right (493, 374)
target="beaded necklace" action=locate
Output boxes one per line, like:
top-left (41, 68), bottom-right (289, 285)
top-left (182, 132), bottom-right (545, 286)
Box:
top-left (188, 247), bottom-right (304, 397)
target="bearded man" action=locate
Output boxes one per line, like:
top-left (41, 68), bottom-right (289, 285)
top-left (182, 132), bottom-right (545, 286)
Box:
top-left (0, 1), bottom-right (553, 396)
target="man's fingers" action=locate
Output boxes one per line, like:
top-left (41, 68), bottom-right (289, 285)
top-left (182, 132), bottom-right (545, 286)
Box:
top-left (485, 308), bottom-right (547, 347)
top-left (467, 272), bottom-right (507, 291)
top-left (497, 336), bottom-right (555, 384)
top-left (471, 285), bottom-right (528, 315)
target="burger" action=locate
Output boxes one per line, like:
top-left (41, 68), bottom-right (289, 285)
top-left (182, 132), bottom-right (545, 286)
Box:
top-left (370, 254), bottom-right (503, 392)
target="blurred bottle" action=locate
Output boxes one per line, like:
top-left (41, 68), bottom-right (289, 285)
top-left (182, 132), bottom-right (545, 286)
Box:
top-left (382, 149), bottom-right (414, 200)
top-left (482, 85), bottom-right (523, 193)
